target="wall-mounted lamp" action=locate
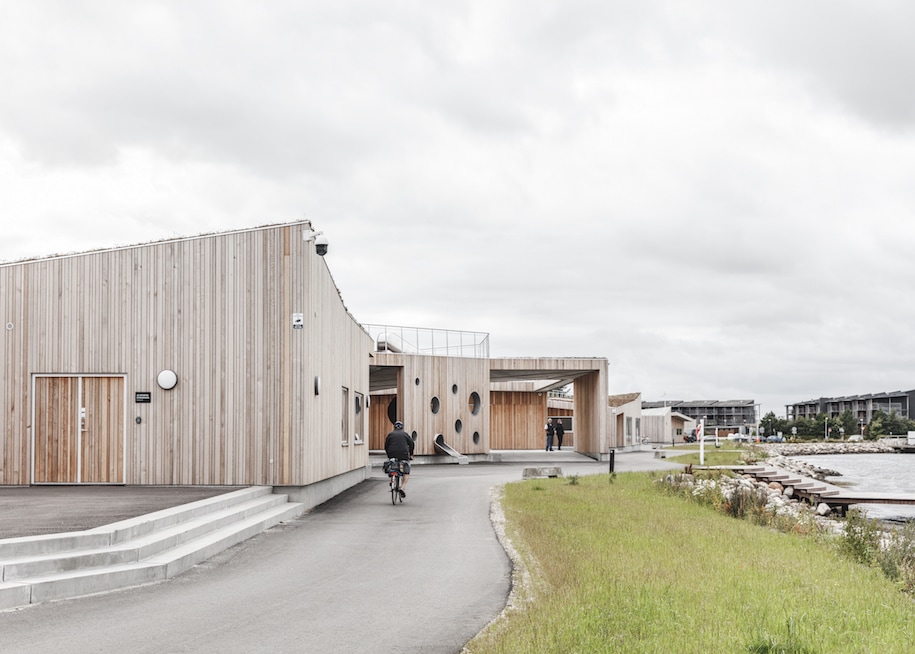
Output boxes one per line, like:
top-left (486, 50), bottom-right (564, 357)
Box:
top-left (157, 369), bottom-right (178, 390)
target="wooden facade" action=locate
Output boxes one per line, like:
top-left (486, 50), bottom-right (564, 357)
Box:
top-left (608, 392), bottom-right (642, 450)
top-left (0, 222), bottom-right (371, 486)
top-left (489, 390), bottom-right (548, 450)
top-left (369, 352), bottom-right (490, 456)
top-left (366, 357), bottom-right (609, 457)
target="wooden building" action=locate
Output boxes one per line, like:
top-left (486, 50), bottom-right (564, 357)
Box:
top-left (1, 220), bottom-right (616, 503)
top-left (370, 353), bottom-right (610, 460)
top-left (608, 392), bottom-right (642, 449)
top-left (0, 222), bottom-right (372, 504)
top-left (641, 406), bottom-right (695, 445)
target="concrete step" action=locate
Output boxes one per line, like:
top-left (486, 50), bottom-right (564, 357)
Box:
top-left (0, 486), bottom-right (272, 558)
top-left (0, 487), bottom-right (304, 611)
top-left (0, 494), bottom-right (291, 581)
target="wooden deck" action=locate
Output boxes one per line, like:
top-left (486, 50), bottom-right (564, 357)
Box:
top-left (721, 465), bottom-right (915, 516)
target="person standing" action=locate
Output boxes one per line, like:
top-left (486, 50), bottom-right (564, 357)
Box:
top-left (554, 418), bottom-right (565, 450)
top-left (384, 420), bottom-right (414, 497)
top-left (544, 417), bottom-right (555, 451)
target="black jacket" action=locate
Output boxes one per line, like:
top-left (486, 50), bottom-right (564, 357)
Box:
top-left (384, 428), bottom-right (415, 460)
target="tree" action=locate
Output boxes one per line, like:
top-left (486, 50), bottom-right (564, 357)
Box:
top-left (868, 410), bottom-right (915, 438)
top-left (760, 412), bottom-right (782, 440)
top-left (793, 417), bottom-right (818, 440)
top-left (835, 410), bottom-right (857, 439)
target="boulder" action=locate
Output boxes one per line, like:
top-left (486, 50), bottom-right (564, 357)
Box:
top-left (522, 466), bottom-right (563, 479)
top-left (816, 503), bottom-right (832, 516)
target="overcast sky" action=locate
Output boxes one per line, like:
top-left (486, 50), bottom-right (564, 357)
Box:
top-left (3, 1), bottom-right (914, 418)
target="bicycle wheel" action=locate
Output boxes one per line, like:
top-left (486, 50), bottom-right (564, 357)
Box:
top-left (391, 475), bottom-right (399, 505)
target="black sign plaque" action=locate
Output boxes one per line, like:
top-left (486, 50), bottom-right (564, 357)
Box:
top-left (135, 392), bottom-right (152, 403)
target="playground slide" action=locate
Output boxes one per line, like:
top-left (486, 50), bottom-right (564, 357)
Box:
top-left (434, 434), bottom-right (468, 464)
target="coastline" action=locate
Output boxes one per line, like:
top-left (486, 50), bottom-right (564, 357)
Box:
top-left (757, 440), bottom-right (896, 480)
top-left (760, 440), bottom-right (896, 457)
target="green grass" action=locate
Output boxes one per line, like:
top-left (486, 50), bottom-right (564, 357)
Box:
top-left (465, 473), bottom-right (915, 653)
top-left (663, 443), bottom-right (764, 467)
top-left (666, 450), bottom-right (759, 467)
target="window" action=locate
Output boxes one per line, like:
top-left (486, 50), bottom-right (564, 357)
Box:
top-left (341, 387), bottom-right (350, 446)
top-left (354, 392), bottom-right (364, 444)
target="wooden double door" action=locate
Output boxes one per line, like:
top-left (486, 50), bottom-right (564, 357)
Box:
top-left (33, 375), bottom-right (125, 484)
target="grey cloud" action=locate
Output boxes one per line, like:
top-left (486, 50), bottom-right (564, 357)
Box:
top-left (704, 2), bottom-right (915, 129)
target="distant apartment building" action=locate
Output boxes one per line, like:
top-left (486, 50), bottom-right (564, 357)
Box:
top-left (641, 399), bottom-right (757, 433)
top-left (787, 390), bottom-right (915, 423)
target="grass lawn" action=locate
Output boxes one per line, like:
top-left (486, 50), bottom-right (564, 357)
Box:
top-left (465, 472), bottom-right (915, 653)
top-left (664, 445), bottom-right (763, 467)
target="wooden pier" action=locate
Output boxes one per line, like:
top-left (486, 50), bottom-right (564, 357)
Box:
top-left (730, 465), bottom-right (915, 516)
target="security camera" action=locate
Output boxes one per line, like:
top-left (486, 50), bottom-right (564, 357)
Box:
top-left (314, 233), bottom-right (329, 256)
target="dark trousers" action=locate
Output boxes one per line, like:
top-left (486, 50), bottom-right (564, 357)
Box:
top-left (556, 433), bottom-right (564, 449)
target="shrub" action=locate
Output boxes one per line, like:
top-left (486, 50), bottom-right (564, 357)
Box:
top-left (877, 521), bottom-right (915, 593)
top-left (839, 509), bottom-right (882, 565)
top-left (724, 485), bottom-right (769, 521)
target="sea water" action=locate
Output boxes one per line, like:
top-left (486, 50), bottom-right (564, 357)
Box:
top-left (793, 452), bottom-right (915, 522)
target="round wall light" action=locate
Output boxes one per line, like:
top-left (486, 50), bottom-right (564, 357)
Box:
top-left (157, 369), bottom-right (178, 390)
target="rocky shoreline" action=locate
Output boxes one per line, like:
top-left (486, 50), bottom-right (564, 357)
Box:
top-left (665, 441), bottom-right (903, 533)
top-left (759, 440), bottom-right (896, 457)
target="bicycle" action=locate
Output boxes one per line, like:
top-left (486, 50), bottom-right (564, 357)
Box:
top-left (385, 458), bottom-right (404, 505)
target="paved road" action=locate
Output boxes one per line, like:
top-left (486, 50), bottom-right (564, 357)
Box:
top-left (0, 451), bottom-right (679, 654)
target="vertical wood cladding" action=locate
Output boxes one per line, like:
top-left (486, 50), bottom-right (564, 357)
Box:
top-left (0, 223), bottom-right (371, 486)
top-left (490, 391), bottom-right (548, 450)
top-left (369, 353), bottom-right (490, 456)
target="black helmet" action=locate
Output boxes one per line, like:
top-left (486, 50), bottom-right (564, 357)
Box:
top-left (394, 420), bottom-right (404, 429)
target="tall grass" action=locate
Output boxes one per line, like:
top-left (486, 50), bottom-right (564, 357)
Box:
top-left (839, 509), bottom-right (915, 594)
top-left (465, 473), bottom-right (915, 653)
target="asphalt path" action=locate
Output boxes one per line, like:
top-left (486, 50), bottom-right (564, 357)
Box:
top-left (0, 451), bottom-right (680, 654)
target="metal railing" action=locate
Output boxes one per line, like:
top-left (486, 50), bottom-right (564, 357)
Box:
top-left (362, 324), bottom-right (490, 358)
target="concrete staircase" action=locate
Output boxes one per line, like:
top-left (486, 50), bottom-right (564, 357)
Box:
top-left (0, 486), bottom-right (304, 611)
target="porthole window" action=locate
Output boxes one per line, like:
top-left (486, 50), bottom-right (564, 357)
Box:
top-left (415, 377), bottom-right (421, 386)
top-left (469, 391), bottom-right (482, 416)
top-left (455, 419), bottom-right (463, 434)
top-left (452, 384), bottom-right (458, 394)
top-left (431, 396), bottom-right (440, 414)
top-left (473, 431), bottom-right (480, 445)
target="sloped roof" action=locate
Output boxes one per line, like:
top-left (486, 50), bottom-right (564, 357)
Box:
top-left (608, 392), bottom-right (641, 407)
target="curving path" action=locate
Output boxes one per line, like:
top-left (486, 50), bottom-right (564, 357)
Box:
top-left (0, 452), bottom-right (678, 654)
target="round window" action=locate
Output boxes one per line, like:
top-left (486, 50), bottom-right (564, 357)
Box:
top-left (469, 392), bottom-right (482, 416)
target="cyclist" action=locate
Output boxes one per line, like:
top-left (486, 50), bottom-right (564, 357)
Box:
top-left (384, 420), bottom-right (414, 498)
